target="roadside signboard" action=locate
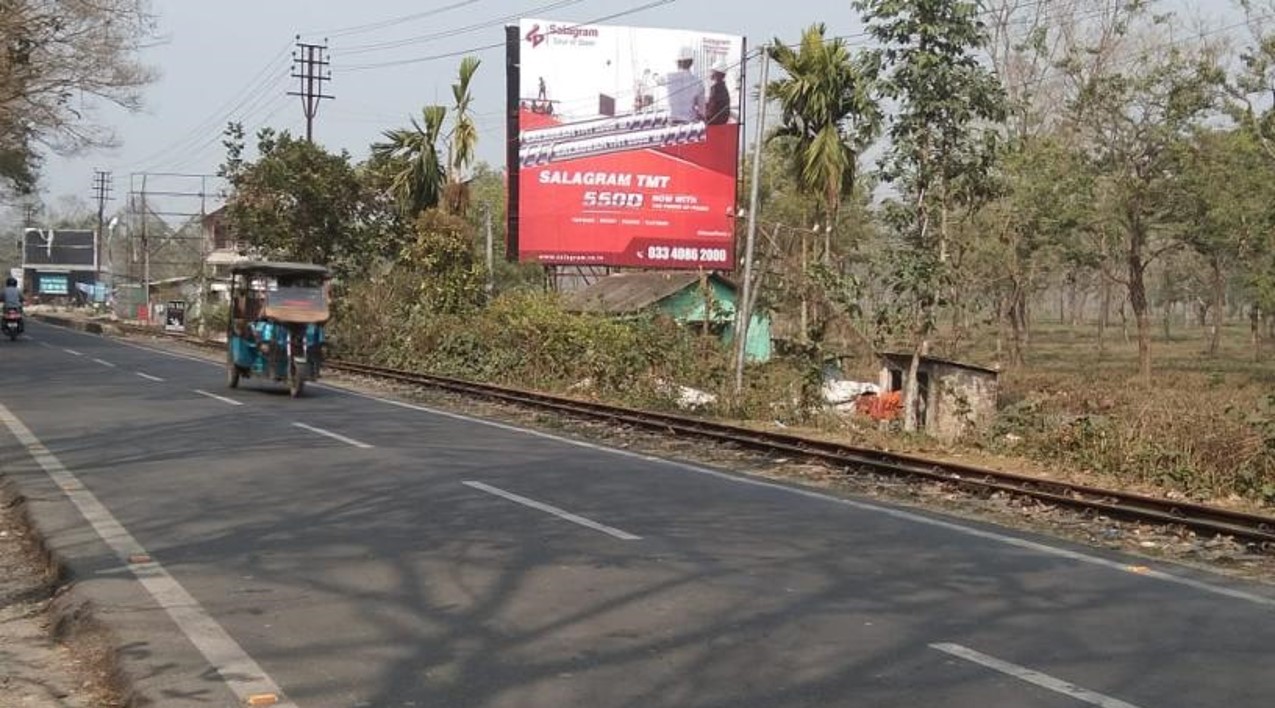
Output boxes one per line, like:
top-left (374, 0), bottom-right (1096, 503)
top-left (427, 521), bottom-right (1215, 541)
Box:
top-left (509, 19), bottom-right (745, 269)
top-left (165, 300), bottom-right (186, 332)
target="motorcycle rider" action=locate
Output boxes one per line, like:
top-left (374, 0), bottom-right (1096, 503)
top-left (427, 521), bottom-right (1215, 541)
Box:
top-left (3, 277), bottom-right (24, 333)
top-left (3, 277), bottom-right (23, 312)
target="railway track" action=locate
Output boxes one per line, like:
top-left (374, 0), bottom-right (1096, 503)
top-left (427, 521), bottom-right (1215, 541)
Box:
top-left (326, 360), bottom-right (1275, 549)
top-left (115, 323), bottom-right (1275, 548)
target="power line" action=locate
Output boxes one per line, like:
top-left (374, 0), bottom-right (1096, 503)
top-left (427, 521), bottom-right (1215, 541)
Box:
top-left (301, 0), bottom-right (481, 39)
top-left (150, 93), bottom-right (293, 174)
top-left (344, 0), bottom-right (677, 72)
top-left (145, 72), bottom-right (296, 173)
top-left (121, 42), bottom-right (294, 172)
top-left (336, 0), bottom-right (586, 56)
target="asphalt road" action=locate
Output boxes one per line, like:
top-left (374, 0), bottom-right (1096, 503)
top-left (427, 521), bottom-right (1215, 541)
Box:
top-left (1, 320), bottom-right (1273, 708)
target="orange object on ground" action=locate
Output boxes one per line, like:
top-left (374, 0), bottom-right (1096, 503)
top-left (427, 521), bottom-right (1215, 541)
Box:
top-left (856, 390), bottom-right (902, 421)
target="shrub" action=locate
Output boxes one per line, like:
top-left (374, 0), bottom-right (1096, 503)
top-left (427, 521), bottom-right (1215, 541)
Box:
top-left (989, 372), bottom-right (1275, 504)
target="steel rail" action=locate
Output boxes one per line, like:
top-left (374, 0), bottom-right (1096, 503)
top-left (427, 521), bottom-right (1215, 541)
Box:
top-left (326, 360), bottom-right (1275, 547)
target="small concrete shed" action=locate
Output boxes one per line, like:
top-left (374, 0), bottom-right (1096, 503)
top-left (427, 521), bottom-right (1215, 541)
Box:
top-left (877, 353), bottom-right (999, 442)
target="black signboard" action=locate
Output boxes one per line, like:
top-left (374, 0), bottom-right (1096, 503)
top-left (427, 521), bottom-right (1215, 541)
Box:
top-left (23, 229), bottom-right (95, 267)
top-left (165, 300), bottom-right (186, 332)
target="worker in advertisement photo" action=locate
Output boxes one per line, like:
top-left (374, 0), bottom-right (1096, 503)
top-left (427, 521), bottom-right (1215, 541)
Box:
top-left (661, 46), bottom-right (705, 124)
top-left (706, 61), bottom-right (732, 125)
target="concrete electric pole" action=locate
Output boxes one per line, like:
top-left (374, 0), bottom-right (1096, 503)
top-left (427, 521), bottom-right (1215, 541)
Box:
top-left (289, 36), bottom-right (333, 142)
top-left (92, 169), bottom-right (113, 290)
top-left (733, 47), bottom-right (769, 395)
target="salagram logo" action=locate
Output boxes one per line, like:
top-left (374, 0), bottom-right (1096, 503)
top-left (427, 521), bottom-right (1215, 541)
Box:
top-left (525, 23), bottom-right (599, 48)
top-left (525, 23), bottom-right (546, 48)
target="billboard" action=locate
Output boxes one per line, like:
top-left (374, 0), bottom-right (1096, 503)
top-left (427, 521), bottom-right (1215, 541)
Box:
top-left (510, 19), bottom-right (745, 269)
top-left (23, 228), bottom-right (96, 268)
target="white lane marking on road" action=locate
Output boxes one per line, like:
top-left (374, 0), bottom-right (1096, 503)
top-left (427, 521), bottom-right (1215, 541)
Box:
top-left (136, 372), bottom-right (165, 382)
top-left (36, 322), bottom-right (1275, 607)
top-left (32, 321), bottom-right (218, 365)
top-left (63, 347), bottom-right (84, 356)
top-left (114, 337), bottom-right (219, 365)
top-left (930, 643), bottom-right (1144, 708)
top-left (38, 341), bottom-right (54, 349)
top-left (463, 480), bottom-right (641, 541)
top-left (194, 389), bottom-right (243, 406)
top-left (330, 387), bottom-right (1275, 608)
top-left (92, 358), bottom-right (116, 368)
top-left (292, 422), bottom-right (373, 449)
top-left (0, 402), bottom-right (298, 708)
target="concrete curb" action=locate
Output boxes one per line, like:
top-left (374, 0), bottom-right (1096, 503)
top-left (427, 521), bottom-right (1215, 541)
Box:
top-left (29, 312), bottom-right (131, 337)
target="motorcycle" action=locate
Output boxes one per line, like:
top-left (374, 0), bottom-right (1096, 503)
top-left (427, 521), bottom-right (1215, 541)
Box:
top-left (3, 308), bottom-right (23, 341)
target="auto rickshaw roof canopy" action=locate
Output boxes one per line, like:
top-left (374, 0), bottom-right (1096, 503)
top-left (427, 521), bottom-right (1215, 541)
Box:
top-left (229, 261), bottom-right (330, 278)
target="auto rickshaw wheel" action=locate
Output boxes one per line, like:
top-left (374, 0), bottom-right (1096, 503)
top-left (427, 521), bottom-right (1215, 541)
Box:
top-left (227, 357), bottom-right (240, 389)
top-left (288, 363), bottom-right (304, 398)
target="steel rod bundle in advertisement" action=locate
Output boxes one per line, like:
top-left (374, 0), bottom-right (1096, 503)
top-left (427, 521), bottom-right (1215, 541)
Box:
top-left (519, 111), bottom-right (673, 146)
top-left (520, 121), bottom-right (707, 166)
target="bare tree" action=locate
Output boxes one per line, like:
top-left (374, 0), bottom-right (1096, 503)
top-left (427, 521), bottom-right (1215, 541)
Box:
top-left (0, 0), bottom-right (157, 193)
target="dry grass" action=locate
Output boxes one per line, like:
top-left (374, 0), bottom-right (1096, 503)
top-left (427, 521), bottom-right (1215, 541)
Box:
top-left (947, 320), bottom-right (1275, 507)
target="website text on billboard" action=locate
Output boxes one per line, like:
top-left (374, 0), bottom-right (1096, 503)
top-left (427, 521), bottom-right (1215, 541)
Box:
top-left (510, 18), bottom-right (745, 269)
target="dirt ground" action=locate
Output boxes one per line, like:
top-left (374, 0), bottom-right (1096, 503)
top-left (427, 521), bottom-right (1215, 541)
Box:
top-left (0, 486), bottom-right (123, 708)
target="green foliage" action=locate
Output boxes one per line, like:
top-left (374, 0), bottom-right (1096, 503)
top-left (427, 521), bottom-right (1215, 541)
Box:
top-left (857, 0), bottom-right (1006, 325)
top-left (1181, 128), bottom-right (1275, 314)
top-left (1065, 28), bottom-right (1224, 376)
top-left (445, 56), bottom-right (481, 216)
top-left (858, 0), bottom-right (1006, 200)
top-left (766, 24), bottom-right (880, 228)
top-left (332, 289), bottom-right (706, 407)
top-left (370, 105), bottom-right (448, 220)
top-left (0, 135), bottom-right (38, 196)
top-left (220, 125), bottom-right (391, 278)
top-left (199, 301), bottom-right (229, 337)
top-left (400, 209), bottom-right (485, 315)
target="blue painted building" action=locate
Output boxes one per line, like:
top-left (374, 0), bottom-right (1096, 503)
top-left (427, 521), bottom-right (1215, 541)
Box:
top-left (563, 271), bottom-right (772, 362)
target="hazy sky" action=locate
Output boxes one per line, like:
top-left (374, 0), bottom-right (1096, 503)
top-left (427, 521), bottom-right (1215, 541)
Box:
top-left (35, 0), bottom-right (1241, 211)
top-left (37, 0), bottom-right (859, 208)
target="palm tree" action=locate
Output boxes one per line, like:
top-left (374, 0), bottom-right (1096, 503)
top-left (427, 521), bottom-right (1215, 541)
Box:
top-left (371, 105), bottom-right (448, 220)
top-left (767, 24), bottom-right (880, 262)
top-left (444, 56), bottom-right (481, 216)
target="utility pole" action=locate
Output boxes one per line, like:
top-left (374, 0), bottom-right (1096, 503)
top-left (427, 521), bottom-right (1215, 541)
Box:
top-left (289, 36), bottom-right (333, 142)
top-left (484, 207), bottom-right (494, 297)
top-left (92, 169), bottom-right (113, 292)
top-left (733, 46), bottom-right (769, 395)
top-left (141, 174), bottom-right (150, 322)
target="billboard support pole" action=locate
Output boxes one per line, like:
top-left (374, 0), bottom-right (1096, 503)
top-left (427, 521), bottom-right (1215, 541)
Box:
top-left (504, 24), bottom-right (521, 262)
top-left (485, 206), bottom-right (495, 297)
top-left (734, 46), bottom-right (769, 395)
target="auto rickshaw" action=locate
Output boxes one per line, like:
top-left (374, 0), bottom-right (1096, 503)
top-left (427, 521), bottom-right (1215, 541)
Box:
top-left (225, 261), bottom-right (330, 398)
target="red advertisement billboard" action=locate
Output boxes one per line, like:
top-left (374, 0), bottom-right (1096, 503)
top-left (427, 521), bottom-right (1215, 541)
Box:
top-left (512, 19), bottom-right (745, 269)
